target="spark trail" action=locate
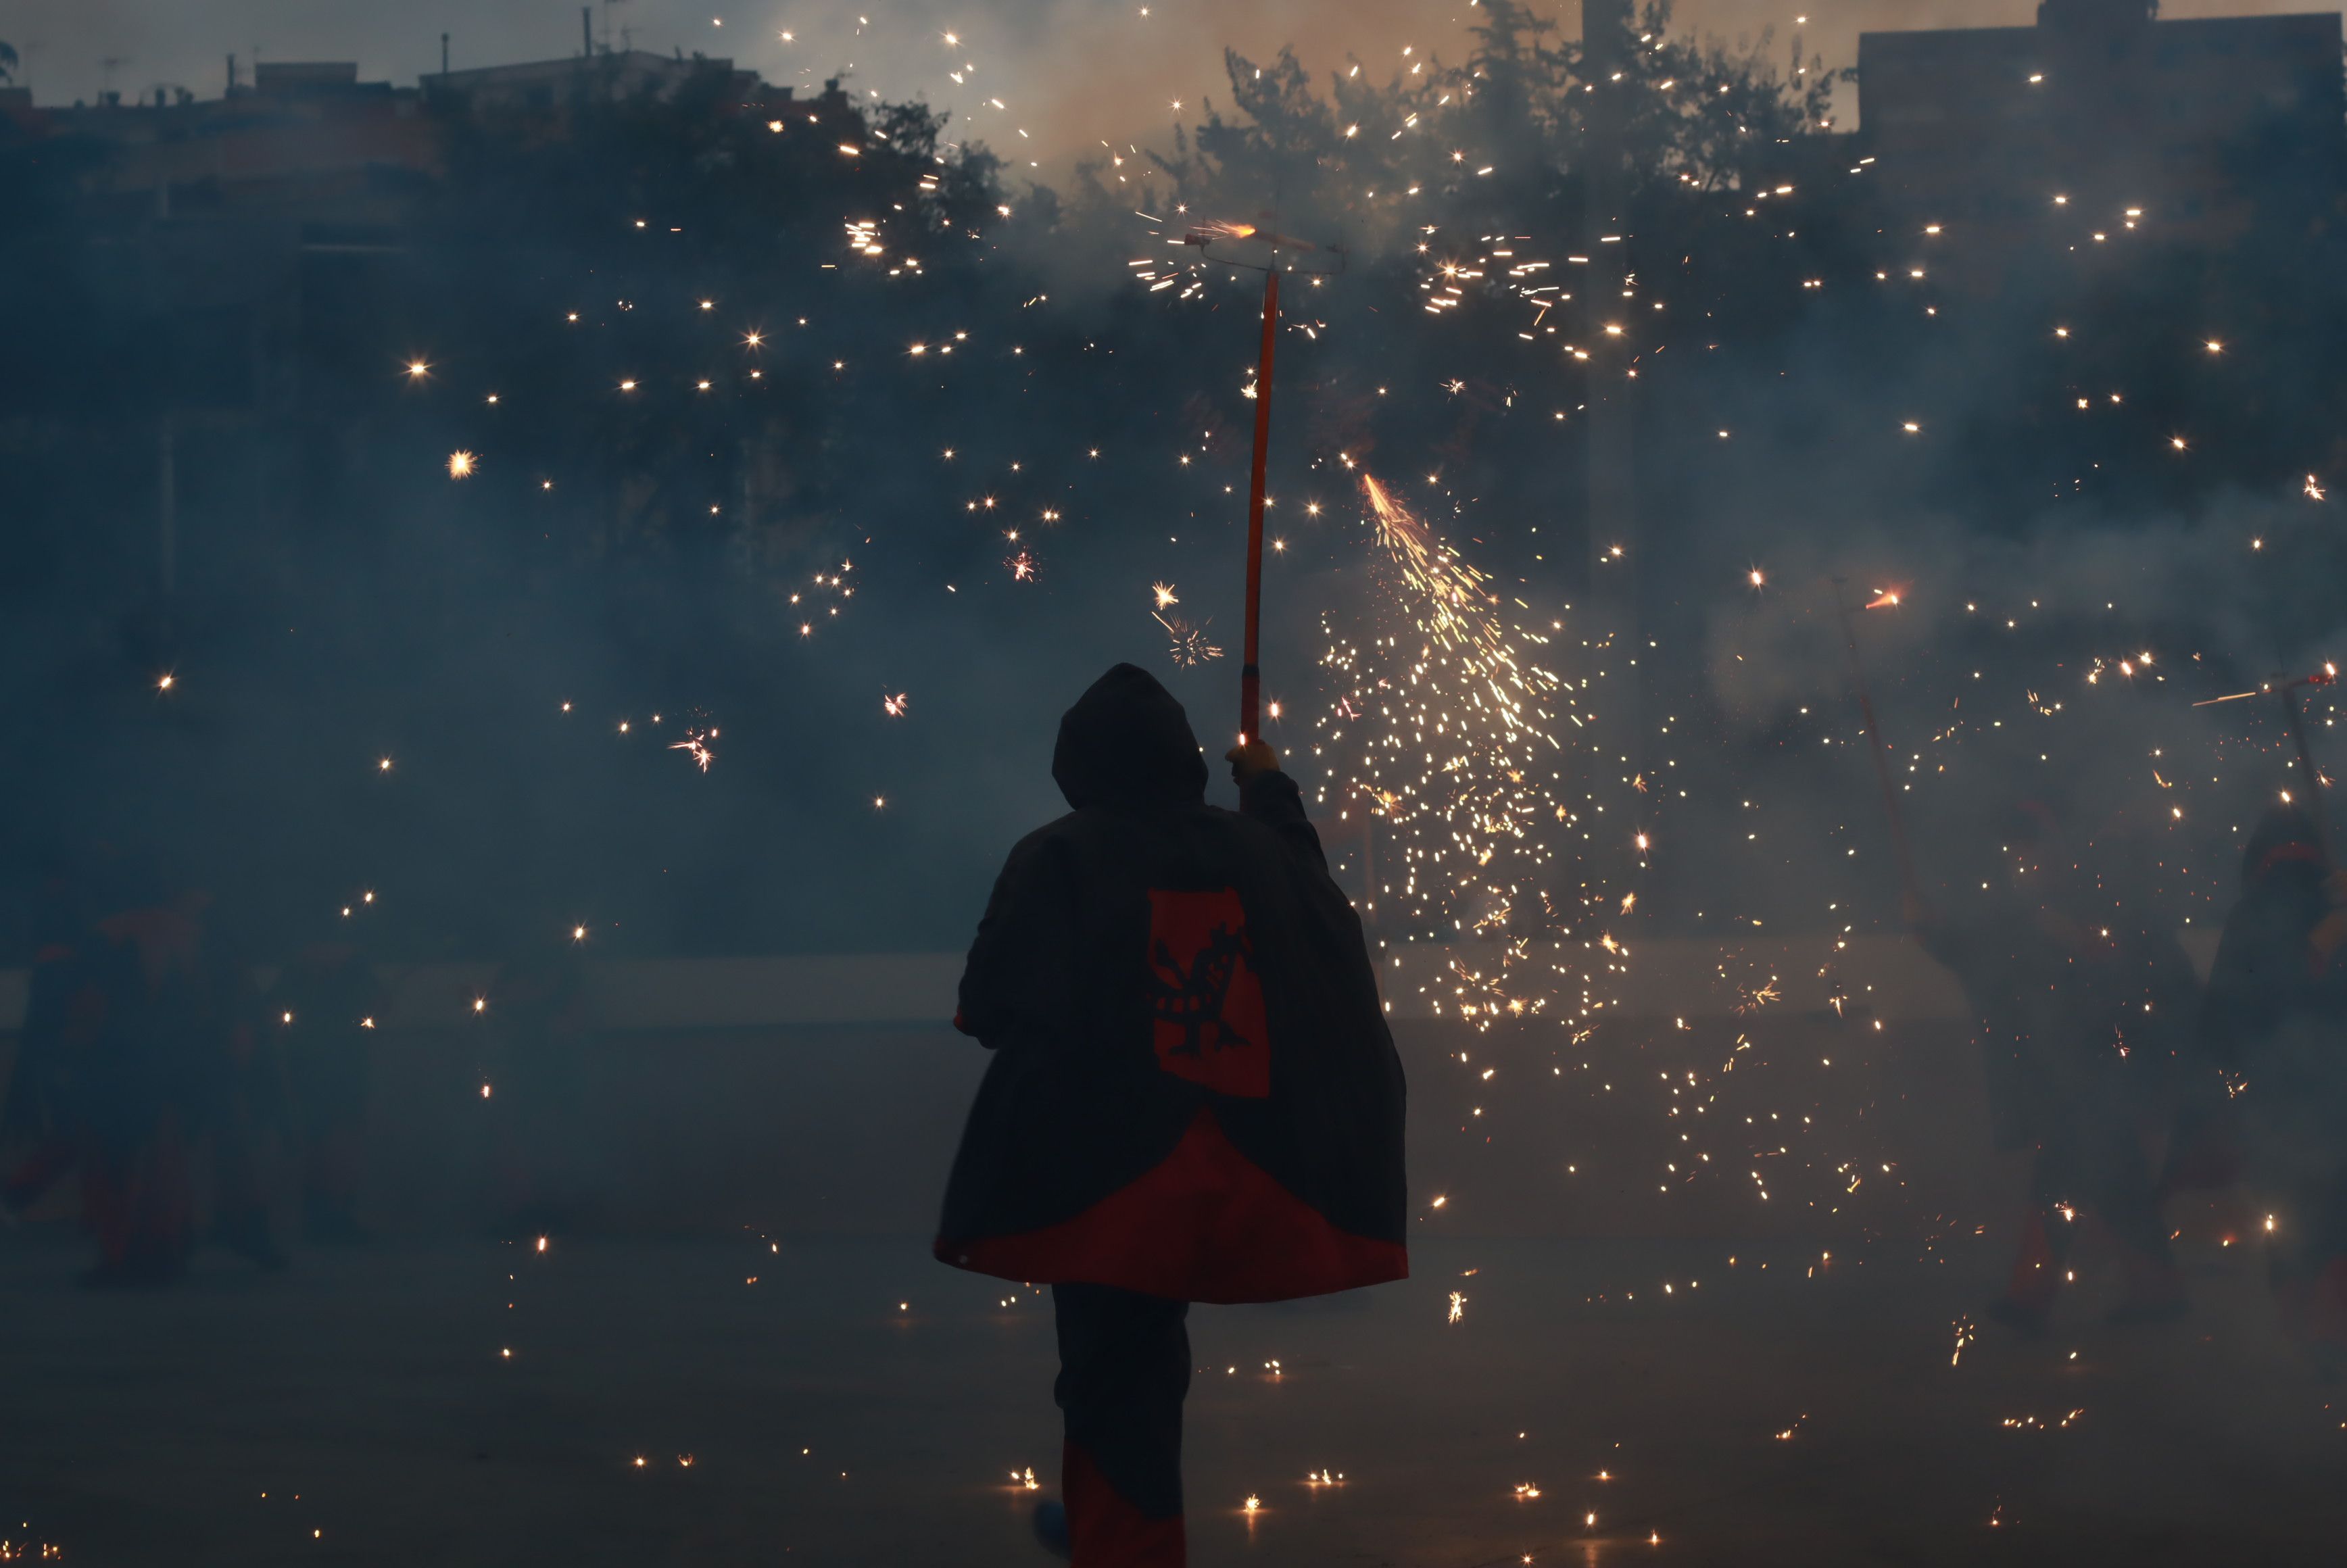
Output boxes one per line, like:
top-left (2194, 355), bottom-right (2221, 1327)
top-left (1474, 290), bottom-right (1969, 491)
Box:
top-left (1313, 474), bottom-right (1630, 1033)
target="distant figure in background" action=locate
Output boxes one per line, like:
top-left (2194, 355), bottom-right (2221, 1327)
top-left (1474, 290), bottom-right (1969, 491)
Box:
top-left (64, 854), bottom-right (210, 1287)
top-left (1, 862), bottom-right (101, 1221)
top-left (274, 936), bottom-right (388, 1243)
top-left (2199, 806), bottom-right (2347, 1354)
top-left (1909, 805), bottom-right (2197, 1332)
top-left (936, 664), bottom-right (1407, 1567)
top-left (197, 890), bottom-right (288, 1272)
top-left (484, 925), bottom-right (592, 1233)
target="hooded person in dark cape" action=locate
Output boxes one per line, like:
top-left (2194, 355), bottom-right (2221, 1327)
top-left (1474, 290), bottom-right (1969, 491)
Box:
top-left (2199, 806), bottom-right (2347, 1353)
top-left (1908, 804), bottom-right (2197, 1332)
top-left (936, 663), bottom-right (1407, 1566)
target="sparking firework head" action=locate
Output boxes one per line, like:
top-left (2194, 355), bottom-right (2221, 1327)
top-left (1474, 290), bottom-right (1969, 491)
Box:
top-left (1314, 475), bottom-right (1632, 1032)
top-left (1154, 611), bottom-right (1224, 667)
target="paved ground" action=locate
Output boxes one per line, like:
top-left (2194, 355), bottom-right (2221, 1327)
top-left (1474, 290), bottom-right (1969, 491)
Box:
top-left (3, 1227), bottom-right (2342, 1566)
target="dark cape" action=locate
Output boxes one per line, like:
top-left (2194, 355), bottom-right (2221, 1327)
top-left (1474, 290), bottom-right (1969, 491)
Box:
top-left (2198, 812), bottom-right (2347, 1170)
top-left (1918, 895), bottom-right (2198, 1152)
top-left (934, 664), bottom-right (1408, 1304)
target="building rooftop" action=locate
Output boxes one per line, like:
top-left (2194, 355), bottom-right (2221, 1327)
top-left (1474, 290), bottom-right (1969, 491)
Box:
top-left (1855, 2), bottom-right (2344, 243)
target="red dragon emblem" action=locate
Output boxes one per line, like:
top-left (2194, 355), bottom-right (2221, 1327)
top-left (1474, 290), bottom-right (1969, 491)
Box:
top-left (1144, 887), bottom-right (1269, 1098)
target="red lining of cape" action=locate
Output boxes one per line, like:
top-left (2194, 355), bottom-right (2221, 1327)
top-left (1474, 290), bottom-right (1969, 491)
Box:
top-left (938, 1107), bottom-right (1407, 1305)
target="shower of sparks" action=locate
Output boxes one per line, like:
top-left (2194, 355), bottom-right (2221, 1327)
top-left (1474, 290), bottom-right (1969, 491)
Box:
top-left (1007, 549), bottom-right (1037, 582)
top-left (1154, 611), bottom-right (1224, 666)
top-left (669, 728), bottom-right (719, 770)
top-left (1152, 582), bottom-right (1180, 610)
top-left (883, 691), bottom-right (910, 717)
top-left (447, 449), bottom-right (476, 479)
top-left (1315, 474), bottom-right (1629, 1031)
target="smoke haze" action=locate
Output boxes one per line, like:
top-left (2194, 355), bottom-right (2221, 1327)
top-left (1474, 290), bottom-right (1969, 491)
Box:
top-left (3, 0), bottom-right (2325, 177)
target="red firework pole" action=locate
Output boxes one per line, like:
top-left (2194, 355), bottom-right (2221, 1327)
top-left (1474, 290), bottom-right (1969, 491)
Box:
top-left (1831, 577), bottom-right (1920, 905)
top-left (2195, 664), bottom-right (2338, 860)
top-left (1183, 221), bottom-right (1343, 743)
top-left (1240, 265), bottom-right (1279, 742)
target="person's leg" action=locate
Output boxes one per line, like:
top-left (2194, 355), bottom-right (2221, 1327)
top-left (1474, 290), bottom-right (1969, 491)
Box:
top-left (1997, 1140), bottom-right (2077, 1327)
top-left (134, 1110), bottom-right (193, 1282)
top-left (1052, 1282), bottom-right (1190, 1567)
top-left (2293, 1156), bottom-right (2347, 1352)
top-left (304, 1115), bottom-right (368, 1242)
top-left (210, 1101), bottom-right (285, 1269)
top-left (80, 1139), bottom-right (134, 1276)
top-left (2091, 1110), bottom-right (2187, 1322)
top-left (3, 1135), bottom-right (80, 1215)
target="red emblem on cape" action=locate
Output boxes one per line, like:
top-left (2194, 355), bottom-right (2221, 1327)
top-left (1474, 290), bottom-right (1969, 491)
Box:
top-left (1144, 887), bottom-right (1269, 1098)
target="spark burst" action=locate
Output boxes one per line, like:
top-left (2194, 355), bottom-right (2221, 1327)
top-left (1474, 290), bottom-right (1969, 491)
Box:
top-left (1314, 474), bottom-right (1629, 1031)
top-left (1153, 611), bottom-right (1224, 666)
top-left (669, 727), bottom-right (719, 771)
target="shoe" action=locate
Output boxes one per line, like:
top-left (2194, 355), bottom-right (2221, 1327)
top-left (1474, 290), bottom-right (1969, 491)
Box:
top-left (1032, 1498), bottom-right (1071, 1561)
top-left (214, 1210), bottom-right (289, 1271)
top-left (78, 1259), bottom-right (143, 1290)
top-left (1987, 1296), bottom-right (2051, 1336)
top-left (2104, 1296), bottom-right (2188, 1328)
top-left (304, 1207), bottom-right (372, 1246)
top-left (78, 1252), bottom-right (185, 1290)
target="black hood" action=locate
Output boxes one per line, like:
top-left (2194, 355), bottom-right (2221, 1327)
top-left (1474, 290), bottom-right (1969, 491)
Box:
top-left (1052, 664), bottom-right (1209, 810)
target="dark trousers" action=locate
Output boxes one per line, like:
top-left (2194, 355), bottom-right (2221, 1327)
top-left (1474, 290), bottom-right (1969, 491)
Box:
top-left (2008, 1108), bottom-right (2178, 1314)
top-left (1052, 1283), bottom-right (1189, 1567)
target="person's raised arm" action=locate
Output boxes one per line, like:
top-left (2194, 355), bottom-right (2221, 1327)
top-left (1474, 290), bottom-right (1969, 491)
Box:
top-left (1226, 739), bottom-right (1329, 874)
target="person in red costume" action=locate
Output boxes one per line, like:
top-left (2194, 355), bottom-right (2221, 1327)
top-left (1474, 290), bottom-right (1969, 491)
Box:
top-left (1908, 804), bottom-right (2198, 1332)
top-left (2199, 806), bottom-right (2347, 1358)
top-left (936, 663), bottom-right (1407, 1565)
